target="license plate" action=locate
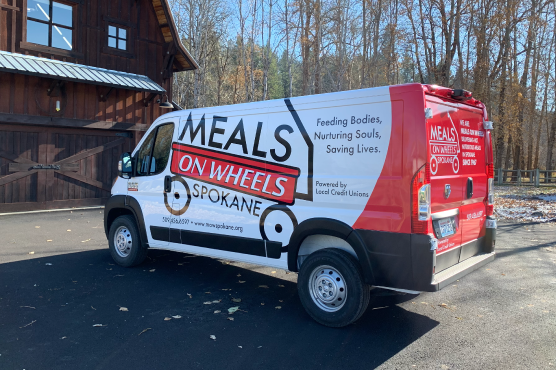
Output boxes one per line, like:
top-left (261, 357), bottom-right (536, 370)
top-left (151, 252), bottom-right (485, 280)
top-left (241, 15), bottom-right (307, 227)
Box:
top-left (438, 218), bottom-right (455, 238)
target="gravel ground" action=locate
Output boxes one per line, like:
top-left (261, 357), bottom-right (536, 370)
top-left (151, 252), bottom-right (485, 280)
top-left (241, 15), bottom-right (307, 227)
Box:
top-left (0, 209), bottom-right (555, 370)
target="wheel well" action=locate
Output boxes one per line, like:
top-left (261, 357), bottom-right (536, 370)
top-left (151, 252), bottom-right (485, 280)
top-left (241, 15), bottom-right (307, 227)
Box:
top-left (297, 235), bottom-right (358, 269)
top-left (106, 208), bottom-right (134, 237)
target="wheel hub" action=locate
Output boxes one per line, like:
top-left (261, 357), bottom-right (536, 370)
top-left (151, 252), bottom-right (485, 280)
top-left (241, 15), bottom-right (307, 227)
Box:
top-left (114, 226), bottom-right (132, 258)
top-left (309, 266), bottom-right (347, 312)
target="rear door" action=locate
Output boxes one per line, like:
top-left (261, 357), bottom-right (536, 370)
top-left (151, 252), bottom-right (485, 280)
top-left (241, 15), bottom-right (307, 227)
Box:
top-left (426, 99), bottom-right (464, 271)
top-left (426, 97), bottom-right (487, 270)
top-left (452, 107), bottom-right (487, 261)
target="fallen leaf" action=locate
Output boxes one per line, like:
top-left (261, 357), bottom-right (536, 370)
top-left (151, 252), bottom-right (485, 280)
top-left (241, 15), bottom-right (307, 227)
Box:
top-left (35, 226), bottom-right (40, 228)
top-left (91, 306), bottom-right (96, 310)
top-left (138, 328), bottom-right (151, 336)
top-left (92, 324), bottom-right (105, 327)
top-left (45, 263), bottom-right (52, 266)
top-left (238, 281), bottom-right (246, 283)
top-left (212, 300), bottom-right (221, 303)
top-left (214, 310), bottom-right (221, 314)
top-left (439, 303), bottom-right (448, 308)
top-left (172, 315), bottom-right (182, 319)
top-left (210, 335), bottom-right (216, 340)
top-left (28, 251), bottom-right (35, 255)
top-left (149, 269), bottom-right (156, 272)
top-left (278, 285), bottom-right (285, 288)
top-left (203, 301), bottom-right (212, 305)
top-left (232, 298), bottom-right (241, 303)
top-left (238, 346), bottom-right (242, 348)
top-left (228, 306), bottom-right (239, 314)
top-left (227, 317), bottom-right (234, 321)
top-left (237, 274), bottom-right (241, 277)
top-left (275, 306), bottom-right (282, 309)
top-left (187, 293), bottom-right (192, 298)
top-left (119, 307), bottom-right (129, 312)
top-left (67, 229), bottom-right (71, 232)
top-left (47, 240), bottom-right (52, 242)
top-left (279, 300), bottom-right (283, 302)
top-left (258, 346), bottom-right (262, 348)
top-left (205, 292), bottom-right (212, 294)
top-left (60, 336), bottom-right (67, 339)
top-left (164, 317), bottom-right (172, 321)
top-left (261, 303), bottom-right (265, 305)
top-left (81, 239), bottom-right (91, 243)
top-left (259, 285), bottom-right (269, 289)
top-left (271, 271), bottom-right (276, 274)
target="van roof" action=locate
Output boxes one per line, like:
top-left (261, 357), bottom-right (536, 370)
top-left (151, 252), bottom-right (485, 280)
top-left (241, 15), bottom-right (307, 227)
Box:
top-left (421, 84), bottom-right (485, 109)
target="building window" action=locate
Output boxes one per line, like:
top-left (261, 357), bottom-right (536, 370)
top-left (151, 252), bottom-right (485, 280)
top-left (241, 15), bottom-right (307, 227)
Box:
top-left (27, 0), bottom-right (73, 51)
top-left (108, 26), bottom-right (127, 50)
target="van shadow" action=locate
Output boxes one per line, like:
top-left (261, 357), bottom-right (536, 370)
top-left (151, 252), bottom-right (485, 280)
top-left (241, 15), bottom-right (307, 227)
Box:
top-left (0, 249), bottom-right (438, 370)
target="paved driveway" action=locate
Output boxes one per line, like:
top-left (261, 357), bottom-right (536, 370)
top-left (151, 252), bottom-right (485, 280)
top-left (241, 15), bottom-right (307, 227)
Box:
top-left (0, 209), bottom-right (555, 369)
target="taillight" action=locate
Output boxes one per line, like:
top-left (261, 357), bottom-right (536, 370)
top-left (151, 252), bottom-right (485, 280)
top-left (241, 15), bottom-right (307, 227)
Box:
top-left (486, 163), bottom-right (494, 216)
top-left (412, 164), bottom-right (431, 234)
top-left (486, 163), bottom-right (494, 178)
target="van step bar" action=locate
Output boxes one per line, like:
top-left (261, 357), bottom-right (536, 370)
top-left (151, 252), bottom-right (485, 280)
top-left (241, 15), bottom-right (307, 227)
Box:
top-left (429, 252), bottom-right (496, 291)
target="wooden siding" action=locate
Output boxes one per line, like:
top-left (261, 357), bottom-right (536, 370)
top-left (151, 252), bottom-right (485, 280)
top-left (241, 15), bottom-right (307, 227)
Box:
top-left (0, 72), bottom-right (166, 128)
top-left (0, 0), bottom-right (175, 104)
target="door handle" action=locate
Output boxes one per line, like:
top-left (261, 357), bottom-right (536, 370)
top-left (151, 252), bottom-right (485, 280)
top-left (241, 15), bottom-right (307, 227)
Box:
top-left (467, 177), bottom-right (473, 199)
top-left (164, 175), bottom-right (172, 193)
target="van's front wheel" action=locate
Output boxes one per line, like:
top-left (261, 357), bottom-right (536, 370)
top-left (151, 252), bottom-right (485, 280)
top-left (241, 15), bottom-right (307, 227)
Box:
top-left (108, 215), bottom-right (147, 267)
top-left (298, 249), bottom-right (370, 327)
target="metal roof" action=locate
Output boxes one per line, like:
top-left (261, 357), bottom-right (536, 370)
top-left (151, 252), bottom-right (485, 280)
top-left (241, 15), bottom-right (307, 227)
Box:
top-left (0, 51), bottom-right (165, 94)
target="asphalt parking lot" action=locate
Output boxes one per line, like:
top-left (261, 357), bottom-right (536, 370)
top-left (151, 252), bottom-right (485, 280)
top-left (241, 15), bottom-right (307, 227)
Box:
top-left (0, 209), bottom-right (555, 370)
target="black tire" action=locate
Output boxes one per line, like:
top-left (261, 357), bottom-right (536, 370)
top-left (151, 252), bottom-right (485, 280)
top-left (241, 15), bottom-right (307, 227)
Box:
top-left (298, 248), bottom-right (370, 327)
top-left (108, 215), bottom-right (148, 267)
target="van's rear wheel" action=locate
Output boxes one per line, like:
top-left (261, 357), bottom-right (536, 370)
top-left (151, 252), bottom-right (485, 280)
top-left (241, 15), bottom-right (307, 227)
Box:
top-left (108, 215), bottom-right (147, 267)
top-left (298, 249), bottom-right (370, 327)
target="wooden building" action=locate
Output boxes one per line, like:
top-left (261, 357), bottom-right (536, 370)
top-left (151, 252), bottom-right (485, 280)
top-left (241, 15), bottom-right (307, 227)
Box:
top-left (0, 0), bottom-right (197, 212)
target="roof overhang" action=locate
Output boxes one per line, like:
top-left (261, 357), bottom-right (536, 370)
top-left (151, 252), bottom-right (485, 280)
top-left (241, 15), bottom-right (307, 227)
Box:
top-left (152, 0), bottom-right (199, 72)
top-left (0, 51), bottom-right (165, 94)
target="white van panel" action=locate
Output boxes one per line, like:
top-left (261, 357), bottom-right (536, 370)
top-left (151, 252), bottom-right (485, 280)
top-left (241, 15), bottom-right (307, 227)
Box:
top-left (127, 87), bottom-right (393, 267)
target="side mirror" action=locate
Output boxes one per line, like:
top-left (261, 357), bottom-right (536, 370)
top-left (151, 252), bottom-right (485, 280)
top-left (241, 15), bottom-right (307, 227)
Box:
top-left (118, 152), bottom-right (133, 179)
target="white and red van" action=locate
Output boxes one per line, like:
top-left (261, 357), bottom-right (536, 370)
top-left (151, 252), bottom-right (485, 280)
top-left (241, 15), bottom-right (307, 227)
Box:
top-left (104, 83), bottom-right (496, 327)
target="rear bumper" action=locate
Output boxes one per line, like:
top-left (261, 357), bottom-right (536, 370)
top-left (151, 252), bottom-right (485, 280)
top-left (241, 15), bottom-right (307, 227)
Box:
top-left (427, 252), bottom-right (495, 292)
top-left (356, 223), bottom-right (497, 292)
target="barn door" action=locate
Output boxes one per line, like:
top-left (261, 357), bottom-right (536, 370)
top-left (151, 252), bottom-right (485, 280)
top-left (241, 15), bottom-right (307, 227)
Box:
top-left (0, 125), bottom-right (133, 213)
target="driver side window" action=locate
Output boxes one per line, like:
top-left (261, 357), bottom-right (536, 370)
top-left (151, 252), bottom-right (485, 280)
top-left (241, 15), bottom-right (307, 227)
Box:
top-left (135, 123), bottom-right (174, 176)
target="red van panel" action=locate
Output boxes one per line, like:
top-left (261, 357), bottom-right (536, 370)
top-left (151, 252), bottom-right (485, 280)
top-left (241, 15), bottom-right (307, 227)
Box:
top-left (426, 96), bottom-right (487, 270)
